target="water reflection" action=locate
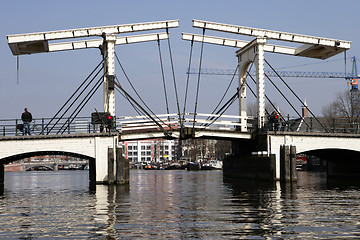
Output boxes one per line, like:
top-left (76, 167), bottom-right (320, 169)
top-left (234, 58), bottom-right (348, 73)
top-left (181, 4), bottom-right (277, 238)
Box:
top-left (1, 170), bottom-right (360, 239)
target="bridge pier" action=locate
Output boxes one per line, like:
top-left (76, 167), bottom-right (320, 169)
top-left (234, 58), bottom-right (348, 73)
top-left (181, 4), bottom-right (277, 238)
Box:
top-left (93, 137), bottom-right (129, 185)
top-left (280, 145), bottom-right (297, 182)
top-left (224, 135), bottom-right (297, 182)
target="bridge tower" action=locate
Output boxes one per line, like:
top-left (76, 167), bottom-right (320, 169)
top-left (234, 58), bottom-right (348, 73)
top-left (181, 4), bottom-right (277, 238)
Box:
top-left (6, 20), bottom-right (179, 184)
top-left (183, 20), bottom-right (351, 180)
top-left (183, 20), bottom-right (351, 131)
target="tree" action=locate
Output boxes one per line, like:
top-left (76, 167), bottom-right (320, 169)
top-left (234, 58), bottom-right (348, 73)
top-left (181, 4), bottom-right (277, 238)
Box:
top-left (322, 90), bottom-right (360, 132)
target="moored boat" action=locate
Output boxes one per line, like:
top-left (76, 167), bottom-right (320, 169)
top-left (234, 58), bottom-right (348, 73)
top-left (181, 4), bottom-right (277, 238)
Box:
top-left (202, 160), bottom-right (223, 170)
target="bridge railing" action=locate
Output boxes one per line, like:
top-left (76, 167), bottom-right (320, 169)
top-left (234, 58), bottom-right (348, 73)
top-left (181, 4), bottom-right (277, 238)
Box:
top-left (0, 117), bottom-right (98, 136)
top-left (118, 113), bottom-right (249, 132)
top-left (274, 115), bottom-right (360, 134)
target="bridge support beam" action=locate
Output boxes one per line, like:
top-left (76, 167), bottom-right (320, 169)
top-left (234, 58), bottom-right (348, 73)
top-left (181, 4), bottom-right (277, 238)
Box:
top-left (103, 34), bottom-right (116, 117)
top-left (236, 38), bottom-right (267, 131)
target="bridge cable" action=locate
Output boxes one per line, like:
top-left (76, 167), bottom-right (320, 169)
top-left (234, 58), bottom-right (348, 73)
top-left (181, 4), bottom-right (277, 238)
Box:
top-left (264, 72), bottom-right (311, 129)
top-left (157, 37), bottom-right (170, 118)
top-left (58, 74), bottom-right (104, 134)
top-left (192, 28), bottom-right (206, 130)
top-left (246, 71), bottom-right (287, 126)
top-left (201, 66), bottom-right (240, 127)
top-left (114, 75), bottom-right (145, 117)
top-left (182, 36), bottom-right (194, 124)
top-left (203, 65), bottom-right (239, 126)
top-left (49, 66), bottom-right (103, 134)
top-left (265, 59), bottom-right (329, 132)
top-left (113, 81), bottom-right (171, 137)
top-left (42, 60), bottom-right (104, 134)
top-left (204, 90), bottom-right (239, 128)
top-left (59, 78), bottom-right (104, 135)
top-left (114, 75), bottom-right (162, 127)
top-left (114, 52), bottom-right (172, 129)
top-left (203, 54), bottom-right (257, 127)
top-left (165, 28), bottom-right (183, 127)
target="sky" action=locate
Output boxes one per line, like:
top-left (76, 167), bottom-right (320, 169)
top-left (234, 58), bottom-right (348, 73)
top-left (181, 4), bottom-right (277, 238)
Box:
top-left (1, 0), bottom-right (359, 121)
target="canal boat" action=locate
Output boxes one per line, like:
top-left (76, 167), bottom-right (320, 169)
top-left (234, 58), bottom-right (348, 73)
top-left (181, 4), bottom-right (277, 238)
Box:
top-left (202, 160), bottom-right (223, 170)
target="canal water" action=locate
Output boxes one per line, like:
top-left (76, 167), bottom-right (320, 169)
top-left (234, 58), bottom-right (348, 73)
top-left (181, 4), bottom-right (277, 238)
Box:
top-left (0, 170), bottom-right (359, 239)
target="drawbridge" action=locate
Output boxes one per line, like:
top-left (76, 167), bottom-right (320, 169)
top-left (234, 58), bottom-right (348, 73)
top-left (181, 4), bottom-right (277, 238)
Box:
top-left (2, 19), bottom-right (358, 184)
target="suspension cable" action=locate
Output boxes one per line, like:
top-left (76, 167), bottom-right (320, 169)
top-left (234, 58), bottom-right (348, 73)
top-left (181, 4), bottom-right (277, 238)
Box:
top-left (246, 71), bottom-right (283, 123)
top-left (204, 91), bottom-right (239, 127)
top-left (43, 60), bottom-right (104, 134)
top-left (114, 75), bottom-right (145, 117)
top-left (265, 59), bottom-right (329, 132)
top-left (166, 28), bottom-right (182, 127)
top-left (157, 37), bottom-right (170, 117)
top-left (192, 28), bottom-right (206, 130)
top-left (114, 52), bottom-right (172, 129)
top-left (60, 77), bottom-right (104, 135)
top-left (114, 74), bottom-right (162, 128)
top-left (209, 65), bottom-right (239, 117)
top-left (204, 54), bottom-right (256, 127)
top-left (58, 75), bottom-right (104, 134)
top-left (113, 81), bottom-right (170, 137)
top-left (183, 36), bottom-right (194, 123)
top-left (264, 72), bottom-right (310, 129)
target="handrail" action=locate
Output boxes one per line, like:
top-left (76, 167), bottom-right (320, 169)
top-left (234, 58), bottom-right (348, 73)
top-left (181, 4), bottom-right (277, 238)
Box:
top-left (2, 114), bottom-right (360, 137)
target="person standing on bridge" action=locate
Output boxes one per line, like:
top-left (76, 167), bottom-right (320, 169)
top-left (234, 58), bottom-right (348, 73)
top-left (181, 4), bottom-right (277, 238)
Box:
top-left (21, 108), bottom-right (32, 135)
top-left (269, 111), bottom-right (282, 131)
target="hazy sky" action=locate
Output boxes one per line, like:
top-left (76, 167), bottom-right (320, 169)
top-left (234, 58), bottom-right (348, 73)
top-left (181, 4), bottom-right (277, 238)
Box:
top-left (1, 0), bottom-right (359, 120)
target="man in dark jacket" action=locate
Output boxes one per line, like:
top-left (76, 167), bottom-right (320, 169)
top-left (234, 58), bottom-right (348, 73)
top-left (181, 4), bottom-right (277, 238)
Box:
top-left (21, 108), bottom-right (32, 135)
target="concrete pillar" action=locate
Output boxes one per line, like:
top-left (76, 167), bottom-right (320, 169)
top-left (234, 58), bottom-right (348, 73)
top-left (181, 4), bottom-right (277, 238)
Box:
top-left (89, 159), bottom-right (96, 186)
top-left (108, 147), bottom-right (115, 184)
top-left (116, 147), bottom-right (129, 185)
top-left (280, 145), bottom-right (297, 182)
top-left (103, 34), bottom-right (116, 117)
top-left (290, 145), bottom-right (297, 182)
top-left (280, 145), bottom-right (291, 181)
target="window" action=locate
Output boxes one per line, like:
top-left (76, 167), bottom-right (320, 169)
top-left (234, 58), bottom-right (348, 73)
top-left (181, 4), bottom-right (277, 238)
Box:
top-left (141, 151), bottom-right (146, 156)
top-left (141, 146), bottom-right (145, 150)
top-left (146, 146), bottom-right (151, 150)
top-left (133, 146), bottom-right (137, 150)
top-left (128, 146), bottom-right (133, 150)
top-left (146, 151), bottom-right (151, 156)
top-left (165, 146), bottom-right (169, 150)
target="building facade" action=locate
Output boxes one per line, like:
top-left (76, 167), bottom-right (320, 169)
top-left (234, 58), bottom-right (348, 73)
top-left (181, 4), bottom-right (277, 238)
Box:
top-left (124, 139), bottom-right (179, 164)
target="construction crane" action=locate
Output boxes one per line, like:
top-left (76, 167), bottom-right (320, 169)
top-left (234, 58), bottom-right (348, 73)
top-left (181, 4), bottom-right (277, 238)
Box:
top-left (187, 56), bottom-right (359, 91)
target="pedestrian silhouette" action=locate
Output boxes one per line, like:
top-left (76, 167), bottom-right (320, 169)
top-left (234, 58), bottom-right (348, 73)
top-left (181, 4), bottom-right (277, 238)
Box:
top-left (21, 108), bottom-right (32, 135)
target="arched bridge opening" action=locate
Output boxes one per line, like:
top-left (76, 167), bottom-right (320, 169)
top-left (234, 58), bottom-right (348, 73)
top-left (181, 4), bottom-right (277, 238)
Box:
top-left (298, 148), bottom-right (360, 179)
top-left (1, 151), bottom-right (95, 186)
